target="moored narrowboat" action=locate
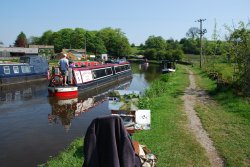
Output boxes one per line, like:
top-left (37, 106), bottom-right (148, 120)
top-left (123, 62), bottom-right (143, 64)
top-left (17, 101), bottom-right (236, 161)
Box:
top-left (48, 60), bottom-right (132, 98)
top-left (0, 55), bottom-right (49, 85)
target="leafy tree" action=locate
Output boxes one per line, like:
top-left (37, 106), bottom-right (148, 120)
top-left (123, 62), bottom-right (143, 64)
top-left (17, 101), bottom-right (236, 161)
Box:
top-left (97, 28), bottom-right (131, 57)
top-left (85, 31), bottom-right (106, 55)
top-left (28, 36), bottom-right (40, 44)
top-left (144, 48), bottom-right (157, 60)
top-left (39, 30), bottom-right (54, 45)
top-left (144, 36), bottom-right (166, 50)
top-left (51, 32), bottom-right (63, 53)
top-left (225, 21), bottom-right (250, 95)
top-left (58, 28), bottom-right (74, 49)
top-left (14, 32), bottom-right (28, 47)
top-left (71, 28), bottom-right (86, 49)
top-left (179, 38), bottom-right (199, 54)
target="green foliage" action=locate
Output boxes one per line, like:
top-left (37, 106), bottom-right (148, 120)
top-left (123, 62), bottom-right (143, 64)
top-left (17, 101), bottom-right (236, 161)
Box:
top-left (14, 32), bottom-right (28, 47)
top-left (145, 35), bottom-right (166, 50)
top-left (224, 21), bottom-right (250, 95)
top-left (28, 27), bottom-right (130, 56)
top-left (143, 36), bottom-right (184, 61)
top-left (39, 138), bottom-right (83, 167)
top-left (139, 74), bottom-right (171, 109)
top-left (97, 27), bottom-right (131, 57)
top-left (179, 38), bottom-right (199, 55)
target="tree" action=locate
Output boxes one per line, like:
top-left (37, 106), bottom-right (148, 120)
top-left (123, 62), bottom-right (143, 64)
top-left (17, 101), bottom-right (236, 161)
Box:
top-left (179, 38), bottom-right (199, 54)
top-left (28, 36), bottom-right (40, 44)
top-left (14, 32), bottom-right (28, 47)
top-left (97, 28), bottom-right (131, 57)
top-left (39, 30), bottom-right (54, 45)
top-left (71, 28), bottom-right (86, 49)
top-left (144, 36), bottom-right (166, 50)
top-left (186, 27), bottom-right (200, 39)
top-left (225, 21), bottom-right (250, 95)
top-left (144, 48), bottom-right (157, 60)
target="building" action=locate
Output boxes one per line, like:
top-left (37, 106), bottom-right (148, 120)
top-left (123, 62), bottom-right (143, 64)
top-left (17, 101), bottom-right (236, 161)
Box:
top-left (29, 45), bottom-right (54, 60)
top-left (0, 47), bottom-right (38, 57)
top-left (0, 45), bottom-right (54, 59)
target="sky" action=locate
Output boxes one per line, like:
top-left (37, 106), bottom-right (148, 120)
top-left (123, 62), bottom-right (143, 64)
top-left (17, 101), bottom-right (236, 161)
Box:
top-left (0, 0), bottom-right (249, 46)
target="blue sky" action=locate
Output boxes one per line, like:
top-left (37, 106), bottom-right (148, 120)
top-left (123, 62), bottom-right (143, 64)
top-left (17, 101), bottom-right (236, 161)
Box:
top-left (1, 0), bottom-right (249, 46)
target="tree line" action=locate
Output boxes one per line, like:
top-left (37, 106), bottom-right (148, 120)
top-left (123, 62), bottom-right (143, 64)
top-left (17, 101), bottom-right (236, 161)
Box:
top-left (13, 23), bottom-right (247, 62)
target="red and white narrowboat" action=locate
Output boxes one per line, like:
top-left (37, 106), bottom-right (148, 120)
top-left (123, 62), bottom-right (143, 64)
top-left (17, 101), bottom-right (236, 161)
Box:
top-left (48, 60), bottom-right (132, 98)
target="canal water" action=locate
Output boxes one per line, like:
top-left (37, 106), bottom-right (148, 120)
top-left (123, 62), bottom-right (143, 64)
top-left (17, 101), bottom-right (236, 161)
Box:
top-left (0, 63), bottom-right (161, 167)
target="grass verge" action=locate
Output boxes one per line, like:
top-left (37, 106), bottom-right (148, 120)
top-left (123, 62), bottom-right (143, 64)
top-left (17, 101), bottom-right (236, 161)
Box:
top-left (39, 138), bottom-right (83, 167)
top-left (192, 67), bottom-right (250, 167)
top-left (134, 65), bottom-right (210, 167)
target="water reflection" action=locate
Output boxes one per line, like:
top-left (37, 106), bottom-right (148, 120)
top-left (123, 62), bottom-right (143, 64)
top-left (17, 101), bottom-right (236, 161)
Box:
top-left (47, 79), bottom-right (132, 132)
top-left (0, 80), bottom-right (48, 104)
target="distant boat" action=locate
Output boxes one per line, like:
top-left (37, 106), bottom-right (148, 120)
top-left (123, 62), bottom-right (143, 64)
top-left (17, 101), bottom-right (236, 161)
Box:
top-left (0, 55), bottom-right (49, 85)
top-left (161, 60), bottom-right (176, 73)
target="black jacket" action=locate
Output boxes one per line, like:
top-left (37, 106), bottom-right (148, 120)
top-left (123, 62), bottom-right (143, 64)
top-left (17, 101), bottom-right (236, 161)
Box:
top-left (83, 115), bottom-right (141, 167)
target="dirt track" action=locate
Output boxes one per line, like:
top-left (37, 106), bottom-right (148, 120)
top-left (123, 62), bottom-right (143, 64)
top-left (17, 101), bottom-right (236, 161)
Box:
top-left (182, 69), bottom-right (224, 167)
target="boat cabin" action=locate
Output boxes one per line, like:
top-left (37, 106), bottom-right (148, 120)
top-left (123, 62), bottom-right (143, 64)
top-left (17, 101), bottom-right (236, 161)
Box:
top-left (161, 60), bottom-right (176, 73)
top-left (0, 55), bottom-right (49, 85)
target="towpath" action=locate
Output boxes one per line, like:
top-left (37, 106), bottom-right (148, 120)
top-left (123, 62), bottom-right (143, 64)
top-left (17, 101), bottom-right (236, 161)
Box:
top-left (182, 69), bottom-right (224, 167)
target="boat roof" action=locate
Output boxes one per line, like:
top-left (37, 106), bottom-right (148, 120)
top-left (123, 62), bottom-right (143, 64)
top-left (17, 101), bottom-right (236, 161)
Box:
top-left (73, 62), bottom-right (130, 71)
top-left (0, 63), bottom-right (29, 66)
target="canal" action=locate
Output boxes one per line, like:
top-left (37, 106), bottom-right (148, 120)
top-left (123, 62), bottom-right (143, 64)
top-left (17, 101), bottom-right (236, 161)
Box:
top-left (0, 62), bottom-right (161, 167)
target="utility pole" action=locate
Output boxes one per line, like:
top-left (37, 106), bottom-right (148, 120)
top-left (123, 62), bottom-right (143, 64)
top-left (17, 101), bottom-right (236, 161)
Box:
top-left (196, 19), bottom-right (207, 68)
top-left (84, 31), bottom-right (87, 58)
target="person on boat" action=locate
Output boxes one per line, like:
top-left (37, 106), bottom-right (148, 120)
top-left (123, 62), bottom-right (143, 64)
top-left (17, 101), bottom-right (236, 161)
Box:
top-left (69, 60), bottom-right (75, 67)
top-left (59, 53), bottom-right (69, 86)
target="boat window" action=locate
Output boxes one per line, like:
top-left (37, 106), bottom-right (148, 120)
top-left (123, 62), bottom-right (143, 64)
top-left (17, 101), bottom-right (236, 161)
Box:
top-left (3, 66), bottom-right (10, 74)
top-left (106, 67), bottom-right (113, 75)
top-left (88, 63), bottom-right (91, 66)
top-left (21, 66), bottom-right (31, 73)
top-left (120, 65), bottom-right (125, 71)
top-left (13, 66), bottom-right (19, 74)
top-left (114, 66), bottom-right (121, 73)
top-left (125, 65), bottom-right (130, 70)
top-left (20, 57), bottom-right (30, 64)
top-left (92, 69), bottom-right (107, 79)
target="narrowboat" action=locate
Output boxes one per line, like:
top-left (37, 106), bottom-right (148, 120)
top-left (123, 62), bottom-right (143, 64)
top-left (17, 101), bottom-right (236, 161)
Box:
top-left (0, 55), bottom-right (49, 85)
top-left (161, 60), bottom-right (176, 73)
top-left (48, 60), bottom-right (132, 98)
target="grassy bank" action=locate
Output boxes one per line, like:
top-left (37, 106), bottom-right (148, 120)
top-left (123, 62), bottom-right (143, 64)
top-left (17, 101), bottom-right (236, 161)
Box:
top-left (42, 65), bottom-right (210, 166)
top-left (192, 67), bottom-right (250, 166)
top-left (39, 139), bottom-right (83, 167)
top-left (134, 65), bottom-right (210, 166)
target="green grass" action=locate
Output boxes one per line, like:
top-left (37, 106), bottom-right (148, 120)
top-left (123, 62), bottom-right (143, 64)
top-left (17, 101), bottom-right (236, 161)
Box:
top-left (192, 67), bottom-right (250, 167)
top-left (39, 138), bottom-right (83, 167)
top-left (135, 65), bottom-right (210, 167)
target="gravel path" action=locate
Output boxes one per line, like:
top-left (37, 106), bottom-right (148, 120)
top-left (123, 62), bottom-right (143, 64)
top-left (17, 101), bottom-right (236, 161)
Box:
top-left (182, 69), bottom-right (224, 167)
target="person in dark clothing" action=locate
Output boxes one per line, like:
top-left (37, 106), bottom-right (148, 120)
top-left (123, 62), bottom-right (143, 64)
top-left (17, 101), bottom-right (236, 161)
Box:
top-left (83, 115), bottom-right (141, 167)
